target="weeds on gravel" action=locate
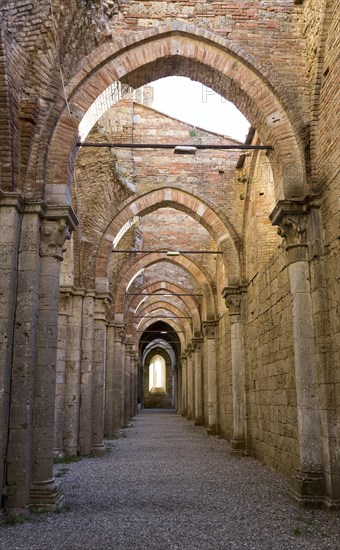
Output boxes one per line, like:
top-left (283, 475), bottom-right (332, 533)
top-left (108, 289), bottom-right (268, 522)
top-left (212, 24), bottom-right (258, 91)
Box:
top-left (4, 515), bottom-right (27, 526)
top-left (55, 466), bottom-right (68, 478)
top-left (53, 456), bottom-right (81, 465)
top-left (292, 514), bottom-right (317, 537)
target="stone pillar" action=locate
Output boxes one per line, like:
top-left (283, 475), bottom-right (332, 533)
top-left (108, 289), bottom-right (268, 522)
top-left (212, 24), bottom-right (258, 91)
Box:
top-left (63, 289), bottom-right (84, 456)
top-left (79, 291), bottom-right (95, 455)
top-left (92, 292), bottom-right (111, 455)
top-left (120, 336), bottom-right (126, 426)
top-left (105, 322), bottom-right (115, 437)
top-left (0, 192), bottom-right (24, 505)
top-left (271, 199), bottom-right (325, 506)
top-left (112, 323), bottom-right (125, 431)
top-left (222, 287), bottom-right (247, 455)
top-left (3, 198), bottom-right (40, 514)
top-left (192, 337), bottom-right (203, 426)
top-left (54, 291), bottom-right (69, 457)
top-left (30, 206), bottom-right (77, 510)
top-left (186, 345), bottom-right (194, 420)
top-left (124, 340), bottom-right (133, 426)
top-left (176, 364), bottom-right (182, 414)
top-left (131, 350), bottom-right (138, 417)
top-left (181, 354), bottom-right (188, 416)
top-left (202, 321), bottom-right (218, 435)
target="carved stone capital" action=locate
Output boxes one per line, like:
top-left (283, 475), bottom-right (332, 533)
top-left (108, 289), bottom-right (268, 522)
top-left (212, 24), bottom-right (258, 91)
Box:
top-left (269, 197), bottom-right (321, 263)
top-left (202, 320), bottom-right (218, 339)
top-left (192, 337), bottom-right (203, 352)
top-left (222, 286), bottom-right (246, 317)
top-left (40, 206), bottom-right (78, 260)
top-left (113, 323), bottom-right (125, 343)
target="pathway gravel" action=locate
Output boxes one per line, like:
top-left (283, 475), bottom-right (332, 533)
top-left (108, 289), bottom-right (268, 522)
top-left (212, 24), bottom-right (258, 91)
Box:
top-left (1, 410), bottom-right (339, 550)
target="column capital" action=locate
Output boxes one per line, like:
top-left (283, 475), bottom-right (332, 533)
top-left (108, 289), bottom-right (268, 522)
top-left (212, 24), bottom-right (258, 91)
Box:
top-left (113, 322), bottom-right (125, 343)
top-left (202, 320), bottom-right (218, 339)
top-left (269, 196), bottom-right (320, 263)
top-left (94, 291), bottom-right (112, 319)
top-left (0, 190), bottom-right (25, 211)
top-left (40, 206), bottom-right (78, 260)
top-left (222, 286), bottom-right (246, 317)
top-left (192, 337), bottom-right (203, 351)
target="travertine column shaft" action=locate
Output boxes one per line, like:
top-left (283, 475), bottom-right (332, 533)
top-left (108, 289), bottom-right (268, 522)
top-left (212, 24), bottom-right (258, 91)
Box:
top-left (177, 364), bottom-right (182, 414)
top-left (0, 192), bottom-right (23, 506)
top-left (186, 346), bottom-right (194, 420)
top-left (63, 289), bottom-right (84, 456)
top-left (223, 287), bottom-right (247, 454)
top-left (5, 201), bottom-right (42, 513)
top-left (112, 324), bottom-right (125, 430)
top-left (120, 338), bottom-right (126, 426)
top-left (192, 338), bottom-right (203, 425)
top-left (271, 200), bottom-right (325, 505)
top-left (54, 293), bottom-right (69, 456)
top-left (31, 206), bottom-right (77, 510)
top-left (181, 354), bottom-right (188, 416)
top-left (92, 293), bottom-right (111, 455)
top-left (79, 291), bottom-right (95, 455)
top-left (105, 322), bottom-right (115, 437)
top-left (202, 321), bottom-right (218, 435)
top-left (124, 341), bottom-right (133, 425)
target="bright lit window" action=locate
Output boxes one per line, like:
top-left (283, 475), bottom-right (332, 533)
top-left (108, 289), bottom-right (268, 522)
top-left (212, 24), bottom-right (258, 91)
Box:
top-left (149, 355), bottom-right (166, 393)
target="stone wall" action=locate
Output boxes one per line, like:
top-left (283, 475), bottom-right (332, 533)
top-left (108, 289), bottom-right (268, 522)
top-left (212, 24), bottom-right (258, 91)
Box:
top-left (245, 250), bottom-right (299, 476)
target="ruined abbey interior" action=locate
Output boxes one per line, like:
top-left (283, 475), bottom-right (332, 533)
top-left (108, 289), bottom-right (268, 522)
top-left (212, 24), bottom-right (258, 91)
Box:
top-left (0, 0), bottom-right (339, 516)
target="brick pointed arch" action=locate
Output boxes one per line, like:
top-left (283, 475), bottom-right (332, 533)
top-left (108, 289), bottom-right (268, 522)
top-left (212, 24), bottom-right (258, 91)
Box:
top-left (96, 187), bottom-right (240, 287)
top-left (125, 281), bottom-right (201, 335)
top-left (137, 320), bottom-right (186, 349)
top-left (45, 23), bottom-right (307, 206)
top-left (110, 252), bottom-right (216, 321)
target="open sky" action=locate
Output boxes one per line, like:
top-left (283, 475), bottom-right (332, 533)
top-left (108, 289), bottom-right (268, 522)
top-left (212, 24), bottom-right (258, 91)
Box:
top-left (150, 76), bottom-right (250, 143)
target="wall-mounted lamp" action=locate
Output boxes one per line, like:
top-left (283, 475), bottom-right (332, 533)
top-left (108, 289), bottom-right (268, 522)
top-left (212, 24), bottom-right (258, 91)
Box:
top-left (174, 146), bottom-right (197, 155)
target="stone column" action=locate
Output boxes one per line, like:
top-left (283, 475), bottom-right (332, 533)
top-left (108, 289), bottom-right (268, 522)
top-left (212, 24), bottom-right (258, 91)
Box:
top-left (186, 345), bottom-right (194, 420)
top-left (222, 287), bottom-right (247, 455)
top-left (271, 199), bottom-right (325, 506)
top-left (112, 323), bottom-right (125, 431)
top-left (63, 289), bottom-right (84, 456)
top-left (202, 321), bottom-right (218, 435)
top-left (176, 363), bottom-right (182, 414)
top-left (181, 354), bottom-right (188, 416)
top-left (4, 199), bottom-right (41, 514)
top-left (92, 292), bottom-right (111, 455)
top-left (30, 206), bottom-right (77, 510)
top-left (105, 322), bottom-right (115, 437)
top-left (79, 291), bottom-right (95, 455)
top-left (120, 335), bottom-right (126, 426)
top-left (192, 337), bottom-right (203, 425)
top-left (131, 350), bottom-right (138, 417)
top-left (124, 340), bottom-right (133, 426)
top-left (54, 291), bottom-right (70, 457)
top-left (0, 192), bottom-right (24, 505)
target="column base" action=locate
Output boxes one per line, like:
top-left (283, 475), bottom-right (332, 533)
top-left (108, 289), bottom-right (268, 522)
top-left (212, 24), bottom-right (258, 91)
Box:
top-left (229, 438), bottom-right (247, 456)
top-left (187, 413), bottom-right (193, 421)
top-left (206, 425), bottom-right (217, 436)
top-left (91, 444), bottom-right (106, 456)
top-left (289, 470), bottom-right (326, 508)
top-left (30, 478), bottom-right (64, 511)
top-left (194, 417), bottom-right (203, 426)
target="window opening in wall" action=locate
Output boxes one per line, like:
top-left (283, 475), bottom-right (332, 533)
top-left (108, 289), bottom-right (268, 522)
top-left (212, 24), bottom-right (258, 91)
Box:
top-left (150, 76), bottom-right (250, 142)
top-left (149, 355), bottom-right (166, 394)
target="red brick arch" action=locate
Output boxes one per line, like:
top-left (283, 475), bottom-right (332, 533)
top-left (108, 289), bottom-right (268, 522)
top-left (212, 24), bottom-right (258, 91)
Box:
top-left (45, 23), bottom-right (307, 206)
top-left (135, 311), bottom-right (191, 346)
top-left (96, 187), bottom-right (240, 287)
top-left (137, 319), bottom-right (187, 350)
top-left (124, 281), bottom-right (202, 335)
top-left (111, 252), bottom-right (216, 320)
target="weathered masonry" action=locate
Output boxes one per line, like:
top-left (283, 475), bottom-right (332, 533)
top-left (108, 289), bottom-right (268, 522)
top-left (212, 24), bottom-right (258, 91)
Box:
top-left (0, 0), bottom-right (339, 515)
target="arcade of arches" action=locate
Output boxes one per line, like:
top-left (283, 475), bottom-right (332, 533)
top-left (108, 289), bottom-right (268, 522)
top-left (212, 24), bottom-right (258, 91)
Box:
top-left (0, 0), bottom-right (339, 515)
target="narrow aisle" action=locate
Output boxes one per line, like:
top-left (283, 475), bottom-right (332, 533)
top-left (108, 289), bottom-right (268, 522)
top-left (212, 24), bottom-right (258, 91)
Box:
top-left (1, 411), bottom-right (339, 550)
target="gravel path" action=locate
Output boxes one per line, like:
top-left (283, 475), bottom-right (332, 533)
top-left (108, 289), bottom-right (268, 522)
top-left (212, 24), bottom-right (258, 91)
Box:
top-left (1, 410), bottom-right (339, 550)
